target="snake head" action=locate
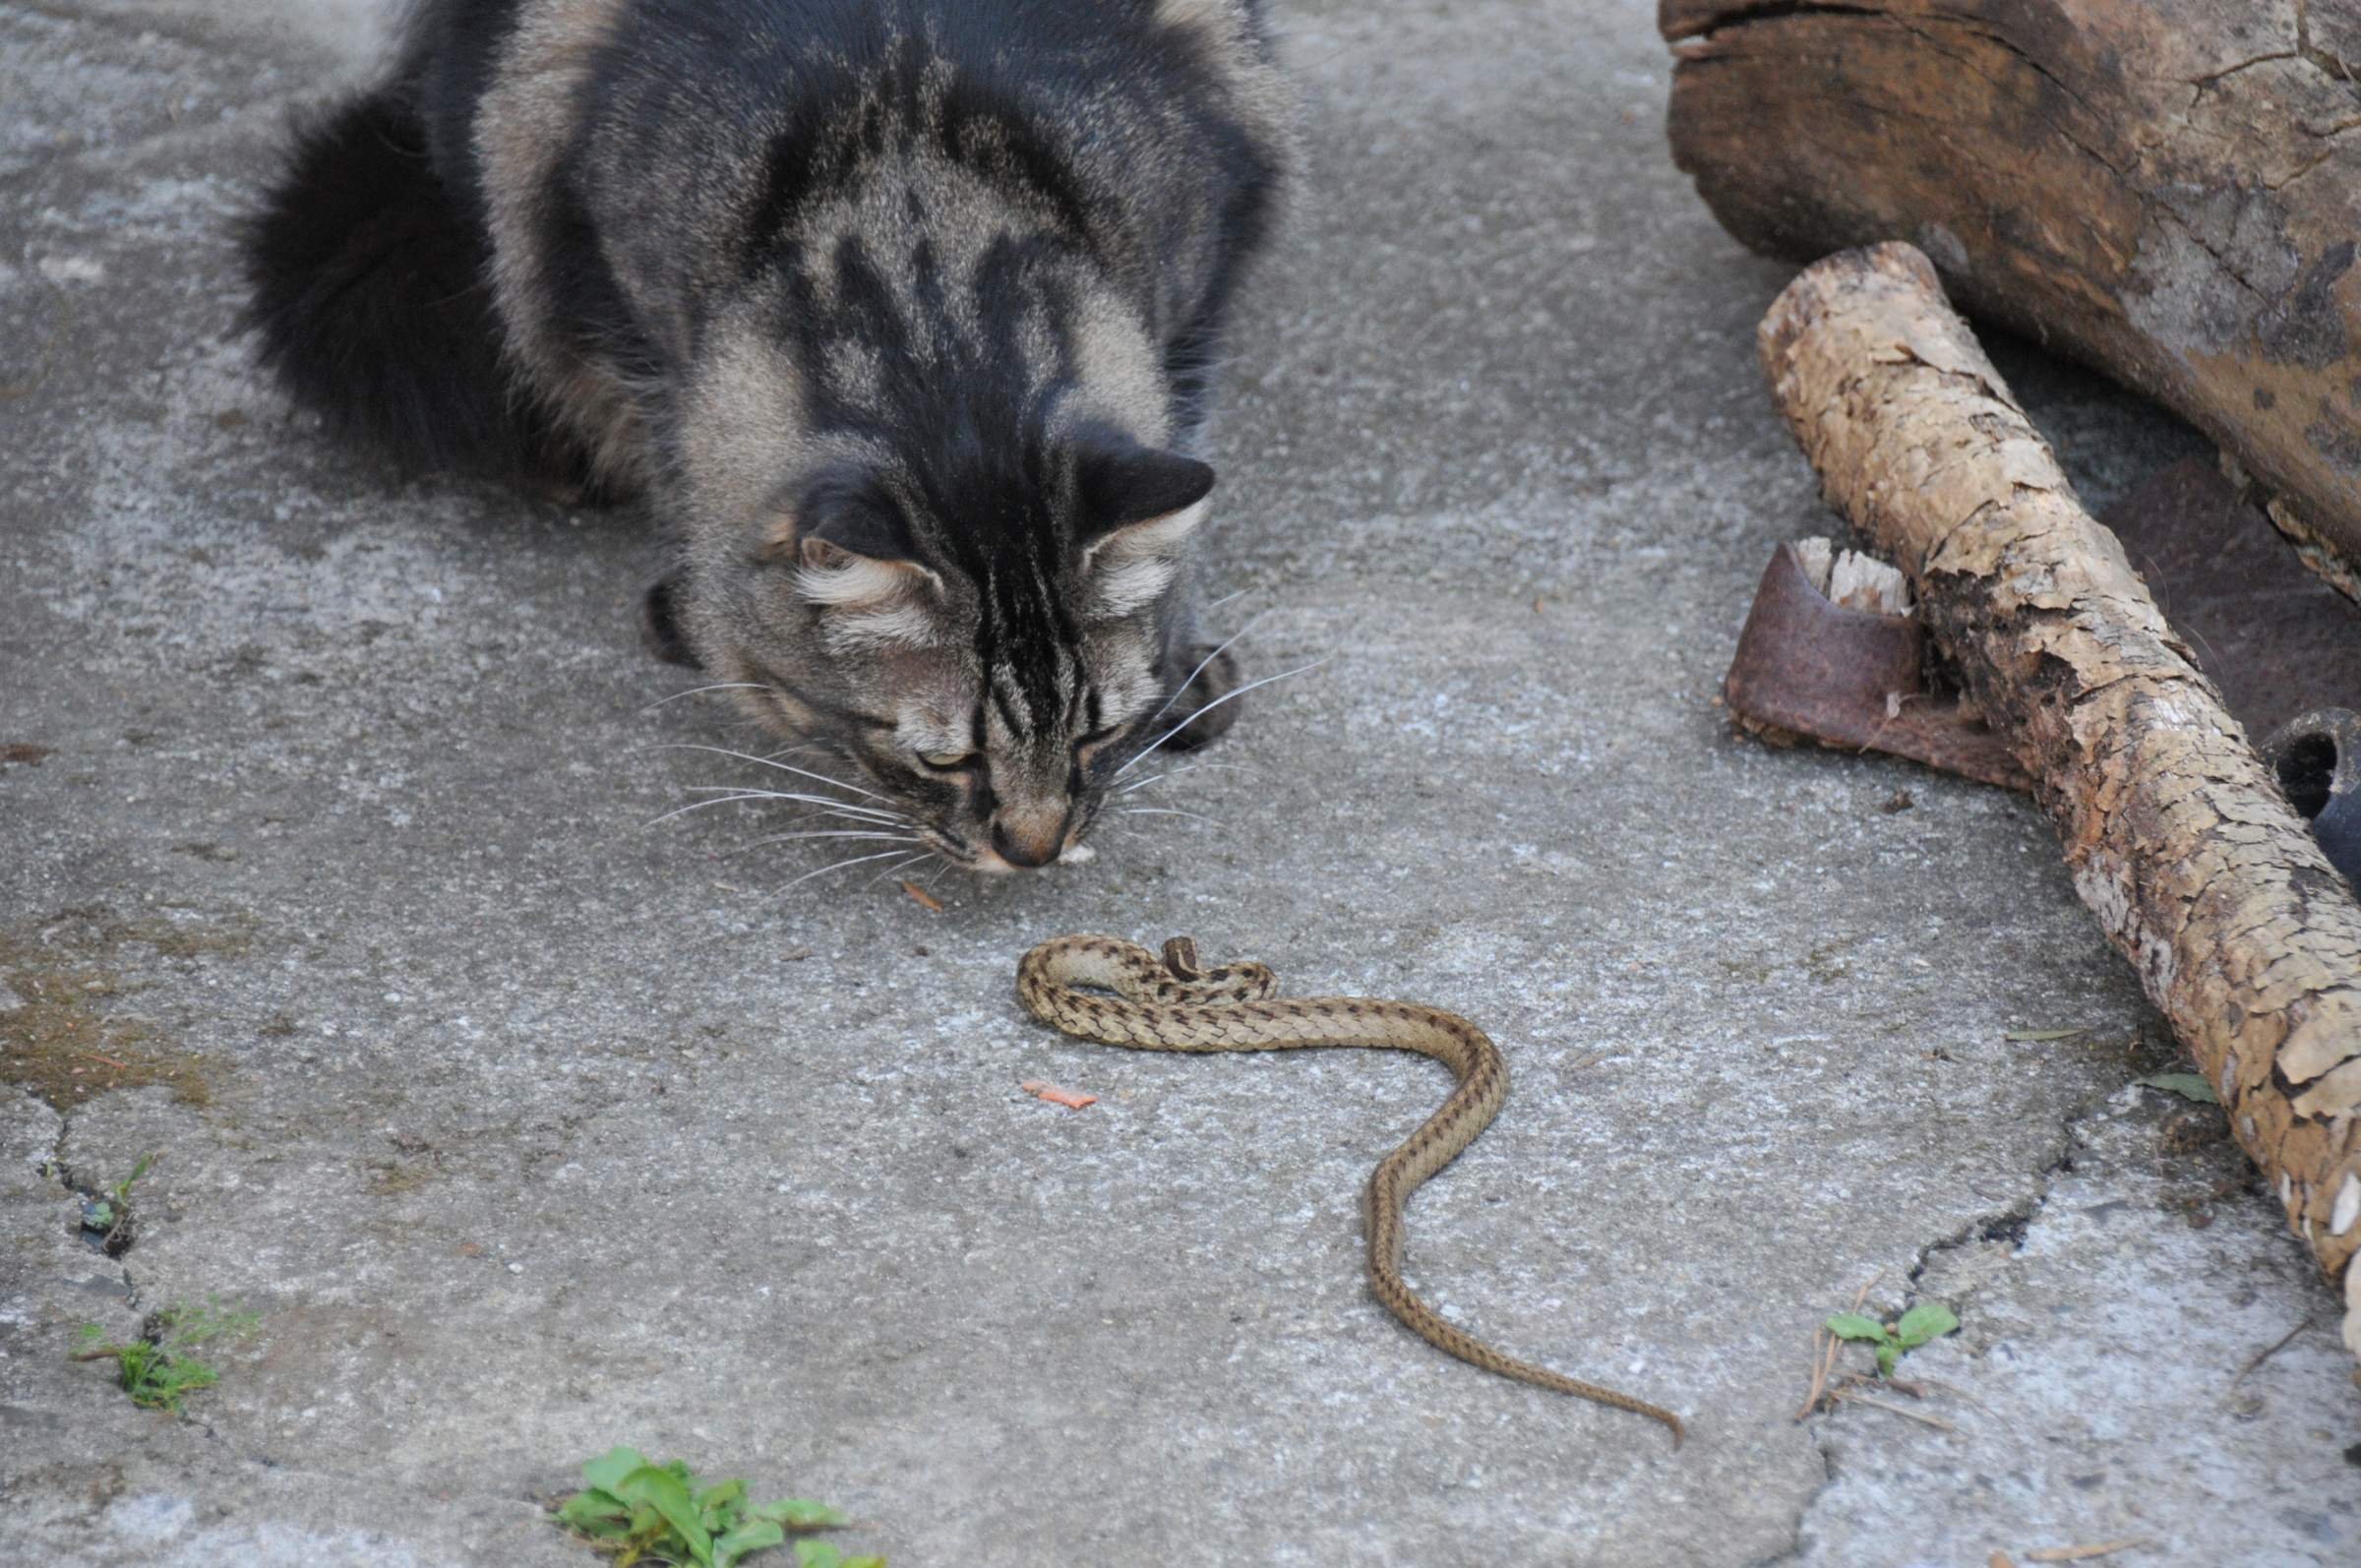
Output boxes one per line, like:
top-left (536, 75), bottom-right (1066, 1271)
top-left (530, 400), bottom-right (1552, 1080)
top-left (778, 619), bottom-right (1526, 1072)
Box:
top-left (1160, 936), bottom-right (1205, 981)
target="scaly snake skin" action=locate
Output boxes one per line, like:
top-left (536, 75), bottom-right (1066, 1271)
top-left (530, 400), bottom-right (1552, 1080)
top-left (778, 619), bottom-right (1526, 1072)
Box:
top-left (1015, 934), bottom-right (1683, 1445)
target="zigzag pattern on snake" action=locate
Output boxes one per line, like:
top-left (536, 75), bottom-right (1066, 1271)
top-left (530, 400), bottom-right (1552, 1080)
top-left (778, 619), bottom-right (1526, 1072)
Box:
top-left (1015, 933), bottom-right (1683, 1445)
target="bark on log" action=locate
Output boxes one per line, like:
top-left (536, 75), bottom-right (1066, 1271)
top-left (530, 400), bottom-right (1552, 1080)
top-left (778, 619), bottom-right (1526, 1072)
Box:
top-left (1757, 242), bottom-right (2361, 1356)
top-left (1663, 0), bottom-right (2361, 584)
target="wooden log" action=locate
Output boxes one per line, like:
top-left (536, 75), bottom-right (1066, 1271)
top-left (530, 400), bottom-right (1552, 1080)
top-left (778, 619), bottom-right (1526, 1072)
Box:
top-left (1663, 0), bottom-right (2361, 584)
top-left (1757, 242), bottom-right (2361, 1357)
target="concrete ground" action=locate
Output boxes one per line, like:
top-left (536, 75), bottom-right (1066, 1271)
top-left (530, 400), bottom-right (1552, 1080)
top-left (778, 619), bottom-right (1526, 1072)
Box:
top-left (4, 1), bottom-right (2357, 1562)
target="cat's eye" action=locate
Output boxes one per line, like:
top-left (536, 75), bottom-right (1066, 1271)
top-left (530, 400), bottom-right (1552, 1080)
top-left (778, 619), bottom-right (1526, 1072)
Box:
top-left (918, 750), bottom-right (978, 772)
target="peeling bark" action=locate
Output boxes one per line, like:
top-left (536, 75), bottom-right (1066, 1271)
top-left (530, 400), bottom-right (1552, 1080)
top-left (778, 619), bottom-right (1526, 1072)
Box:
top-left (1663, 0), bottom-right (2361, 590)
top-left (1757, 243), bottom-right (2361, 1357)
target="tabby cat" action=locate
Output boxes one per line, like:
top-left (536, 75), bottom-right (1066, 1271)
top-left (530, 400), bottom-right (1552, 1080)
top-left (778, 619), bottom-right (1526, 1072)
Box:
top-left (241, 0), bottom-right (1290, 871)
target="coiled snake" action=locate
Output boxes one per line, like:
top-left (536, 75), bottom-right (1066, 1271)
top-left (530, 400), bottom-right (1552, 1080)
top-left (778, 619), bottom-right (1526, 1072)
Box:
top-left (1015, 934), bottom-right (1683, 1444)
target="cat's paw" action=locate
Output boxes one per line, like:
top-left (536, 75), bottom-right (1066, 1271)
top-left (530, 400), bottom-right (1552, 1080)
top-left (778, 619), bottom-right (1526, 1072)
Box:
top-left (639, 573), bottom-right (701, 668)
top-left (1161, 644), bottom-right (1243, 753)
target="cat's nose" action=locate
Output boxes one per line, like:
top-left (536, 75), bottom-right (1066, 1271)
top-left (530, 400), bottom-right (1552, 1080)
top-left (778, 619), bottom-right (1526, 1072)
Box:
top-left (991, 812), bottom-right (1064, 869)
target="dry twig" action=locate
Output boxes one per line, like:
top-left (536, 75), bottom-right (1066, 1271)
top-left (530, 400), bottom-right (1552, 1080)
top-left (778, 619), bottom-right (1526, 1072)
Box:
top-left (1827, 1390), bottom-right (1957, 1430)
top-left (1797, 1270), bottom-right (1881, 1419)
top-left (2025, 1541), bottom-right (2152, 1563)
top-left (2229, 1317), bottom-right (2313, 1387)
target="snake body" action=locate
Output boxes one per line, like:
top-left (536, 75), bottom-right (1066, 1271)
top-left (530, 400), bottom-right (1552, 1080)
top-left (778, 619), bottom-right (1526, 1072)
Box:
top-left (1015, 934), bottom-right (1683, 1445)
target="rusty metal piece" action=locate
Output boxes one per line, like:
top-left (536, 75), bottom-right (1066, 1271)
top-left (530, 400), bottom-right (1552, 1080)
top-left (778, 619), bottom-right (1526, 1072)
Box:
top-left (1723, 543), bottom-right (2033, 790)
top-left (1723, 461), bottom-right (2361, 799)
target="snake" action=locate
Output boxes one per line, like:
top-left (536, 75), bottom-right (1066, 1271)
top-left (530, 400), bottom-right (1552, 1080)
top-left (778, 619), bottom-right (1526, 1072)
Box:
top-left (1015, 934), bottom-right (1684, 1445)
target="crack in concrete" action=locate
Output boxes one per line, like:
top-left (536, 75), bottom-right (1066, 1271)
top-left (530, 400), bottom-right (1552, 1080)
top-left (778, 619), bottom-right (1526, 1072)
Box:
top-left (1742, 1101), bottom-right (2091, 1567)
top-left (39, 1101), bottom-right (144, 1312)
top-left (1739, 1426), bottom-right (1837, 1568)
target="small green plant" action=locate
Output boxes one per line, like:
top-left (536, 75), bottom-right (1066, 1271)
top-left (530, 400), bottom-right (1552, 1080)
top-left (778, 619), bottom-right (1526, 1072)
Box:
top-left (1824, 1300), bottom-right (1960, 1377)
top-left (2137, 1071), bottom-right (2219, 1104)
top-left (789, 1546), bottom-right (881, 1568)
top-left (554, 1447), bottom-right (882, 1568)
top-left (78, 1151), bottom-right (155, 1251)
top-left (72, 1298), bottom-right (255, 1413)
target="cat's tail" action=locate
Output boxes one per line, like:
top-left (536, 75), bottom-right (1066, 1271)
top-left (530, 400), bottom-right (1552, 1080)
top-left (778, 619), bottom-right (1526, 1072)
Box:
top-left (237, 89), bottom-right (542, 477)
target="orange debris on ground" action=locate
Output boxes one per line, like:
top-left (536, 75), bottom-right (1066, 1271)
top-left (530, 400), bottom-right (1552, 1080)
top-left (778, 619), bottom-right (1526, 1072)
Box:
top-left (1020, 1080), bottom-right (1097, 1111)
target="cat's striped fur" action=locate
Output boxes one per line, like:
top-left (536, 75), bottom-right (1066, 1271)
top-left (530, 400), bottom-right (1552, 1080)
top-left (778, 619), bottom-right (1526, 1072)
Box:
top-left (241, 0), bottom-right (1290, 871)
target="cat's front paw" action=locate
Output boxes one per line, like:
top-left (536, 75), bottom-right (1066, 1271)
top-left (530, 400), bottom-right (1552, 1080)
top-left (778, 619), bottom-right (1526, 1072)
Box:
top-left (1162, 644), bottom-right (1243, 753)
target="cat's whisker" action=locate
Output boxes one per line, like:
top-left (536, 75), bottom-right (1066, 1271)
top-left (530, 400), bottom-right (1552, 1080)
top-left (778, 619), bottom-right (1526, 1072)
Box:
top-left (1119, 806), bottom-right (1216, 825)
top-left (1142, 610), bottom-right (1269, 730)
top-left (637, 743), bottom-right (894, 803)
top-left (1118, 760), bottom-right (1254, 795)
top-left (865, 850), bottom-right (937, 887)
top-left (751, 808), bottom-right (918, 838)
top-left (1117, 656), bottom-right (1329, 776)
top-left (707, 807), bottom-right (912, 845)
top-left (672, 784), bottom-right (908, 822)
top-left (803, 805), bottom-right (912, 829)
top-left (646, 792), bottom-right (794, 827)
top-left (775, 847), bottom-right (922, 894)
top-left (648, 789), bottom-right (908, 828)
top-left (724, 830), bottom-right (925, 858)
top-left (640, 682), bottom-right (776, 711)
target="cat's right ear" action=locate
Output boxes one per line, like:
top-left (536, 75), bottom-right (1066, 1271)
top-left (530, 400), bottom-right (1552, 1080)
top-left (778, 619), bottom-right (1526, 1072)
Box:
top-left (1077, 439), bottom-right (1218, 536)
top-left (1073, 435), bottom-right (1217, 618)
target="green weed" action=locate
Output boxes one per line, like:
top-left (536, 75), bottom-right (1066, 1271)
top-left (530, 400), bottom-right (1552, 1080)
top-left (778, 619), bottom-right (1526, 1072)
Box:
top-left (78, 1150), bottom-right (156, 1253)
top-left (554, 1447), bottom-right (882, 1568)
top-left (1824, 1300), bottom-right (1960, 1377)
top-left (2137, 1071), bottom-right (2219, 1104)
top-left (72, 1298), bottom-right (256, 1414)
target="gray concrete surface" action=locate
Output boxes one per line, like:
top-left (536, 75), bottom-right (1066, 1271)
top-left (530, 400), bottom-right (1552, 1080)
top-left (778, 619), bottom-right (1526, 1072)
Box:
top-left (3, 1), bottom-right (2356, 1563)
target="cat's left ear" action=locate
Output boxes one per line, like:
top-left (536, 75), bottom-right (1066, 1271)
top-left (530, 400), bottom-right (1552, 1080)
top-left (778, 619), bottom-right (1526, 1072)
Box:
top-left (1075, 435), bottom-right (1216, 616)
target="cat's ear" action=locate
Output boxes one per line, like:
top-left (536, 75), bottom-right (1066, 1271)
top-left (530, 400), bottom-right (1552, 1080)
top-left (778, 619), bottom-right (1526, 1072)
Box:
top-left (1078, 437), bottom-right (1217, 533)
top-left (762, 464), bottom-right (943, 646)
top-left (1075, 434), bottom-right (1216, 617)
top-left (639, 572), bottom-right (701, 668)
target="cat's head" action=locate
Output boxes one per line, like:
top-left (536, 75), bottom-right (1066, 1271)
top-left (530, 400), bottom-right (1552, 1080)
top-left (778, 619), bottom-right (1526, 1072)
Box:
top-left (650, 423), bottom-right (1231, 872)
